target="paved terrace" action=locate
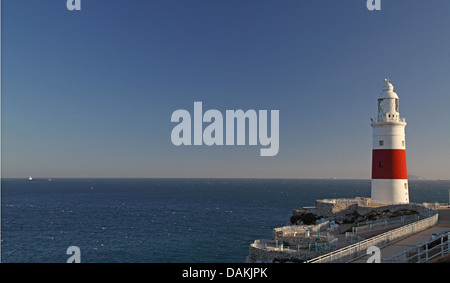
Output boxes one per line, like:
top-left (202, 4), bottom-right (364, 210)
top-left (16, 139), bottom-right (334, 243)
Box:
top-left (352, 208), bottom-right (450, 263)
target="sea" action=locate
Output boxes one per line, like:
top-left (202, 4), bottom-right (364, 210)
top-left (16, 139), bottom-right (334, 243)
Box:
top-left (1, 178), bottom-right (449, 263)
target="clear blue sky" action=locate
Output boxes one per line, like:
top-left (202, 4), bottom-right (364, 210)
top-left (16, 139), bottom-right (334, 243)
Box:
top-left (2, 0), bottom-right (450, 179)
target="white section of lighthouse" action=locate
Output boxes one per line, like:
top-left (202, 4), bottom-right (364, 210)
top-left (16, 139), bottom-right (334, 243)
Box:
top-left (370, 79), bottom-right (409, 204)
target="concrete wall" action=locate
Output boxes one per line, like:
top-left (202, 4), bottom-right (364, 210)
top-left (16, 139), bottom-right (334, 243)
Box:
top-left (247, 242), bottom-right (322, 263)
top-left (273, 222), bottom-right (330, 243)
top-left (314, 200), bottom-right (433, 223)
top-left (315, 201), bottom-right (358, 222)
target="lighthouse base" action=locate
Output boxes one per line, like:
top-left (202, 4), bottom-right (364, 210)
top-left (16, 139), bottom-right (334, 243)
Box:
top-left (371, 179), bottom-right (409, 205)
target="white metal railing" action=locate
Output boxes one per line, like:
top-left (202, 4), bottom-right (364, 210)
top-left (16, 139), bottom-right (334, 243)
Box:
top-left (280, 221), bottom-right (330, 235)
top-left (306, 211), bottom-right (439, 263)
top-left (345, 232), bottom-right (365, 244)
top-left (320, 198), bottom-right (357, 204)
top-left (423, 203), bottom-right (449, 210)
top-left (383, 232), bottom-right (450, 263)
top-left (353, 214), bottom-right (421, 234)
top-left (372, 117), bottom-right (406, 124)
top-left (251, 232), bottom-right (338, 253)
top-left (319, 198), bottom-right (368, 206)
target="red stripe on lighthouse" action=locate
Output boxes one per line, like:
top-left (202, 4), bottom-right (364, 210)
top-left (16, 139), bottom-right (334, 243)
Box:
top-left (372, 149), bottom-right (407, 179)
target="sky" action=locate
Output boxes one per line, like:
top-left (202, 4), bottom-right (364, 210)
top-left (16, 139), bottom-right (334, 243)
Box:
top-left (1, 0), bottom-right (450, 179)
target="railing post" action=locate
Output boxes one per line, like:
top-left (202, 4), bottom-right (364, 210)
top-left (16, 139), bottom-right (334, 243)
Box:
top-left (356, 244), bottom-right (360, 259)
top-left (417, 246), bottom-right (421, 263)
top-left (448, 232), bottom-right (450, 253)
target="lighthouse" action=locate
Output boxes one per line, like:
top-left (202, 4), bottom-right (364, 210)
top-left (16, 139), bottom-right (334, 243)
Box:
top-left (371, 79), bottom-right (409, 204)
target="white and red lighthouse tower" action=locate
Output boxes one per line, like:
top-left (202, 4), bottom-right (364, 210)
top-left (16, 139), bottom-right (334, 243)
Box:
top-left (371, 79), bottom-right (409, 204)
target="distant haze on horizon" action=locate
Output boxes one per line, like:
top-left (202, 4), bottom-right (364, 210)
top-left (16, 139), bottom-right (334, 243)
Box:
top-left (2, 1), bottom-right (450, 180)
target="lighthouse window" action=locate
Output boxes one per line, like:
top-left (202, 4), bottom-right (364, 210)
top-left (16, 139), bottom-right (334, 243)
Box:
top-left (379, 140), bottom-right (384, 146)
top-left (395, 99), bottom-right (399, 112)
top-left (379, 161), bottom-right (384, 167)
top-left (402, 141), bottom-right (405, 147)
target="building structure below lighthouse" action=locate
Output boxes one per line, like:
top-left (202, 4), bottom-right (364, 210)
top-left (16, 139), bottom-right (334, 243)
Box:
top-left (371, 79), bottom-right (409, 204)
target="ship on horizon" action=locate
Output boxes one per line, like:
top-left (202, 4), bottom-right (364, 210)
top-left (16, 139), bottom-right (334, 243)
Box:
top-left (27, 176), bottom-right (52, 182)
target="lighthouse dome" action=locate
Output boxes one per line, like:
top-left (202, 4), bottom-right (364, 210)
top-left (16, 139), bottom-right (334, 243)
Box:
top-left (378, 81), bottom-right (399, 99)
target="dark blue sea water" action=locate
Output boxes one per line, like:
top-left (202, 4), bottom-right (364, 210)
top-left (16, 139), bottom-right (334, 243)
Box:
top-left (1, 178), bottom-right (449, 263)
